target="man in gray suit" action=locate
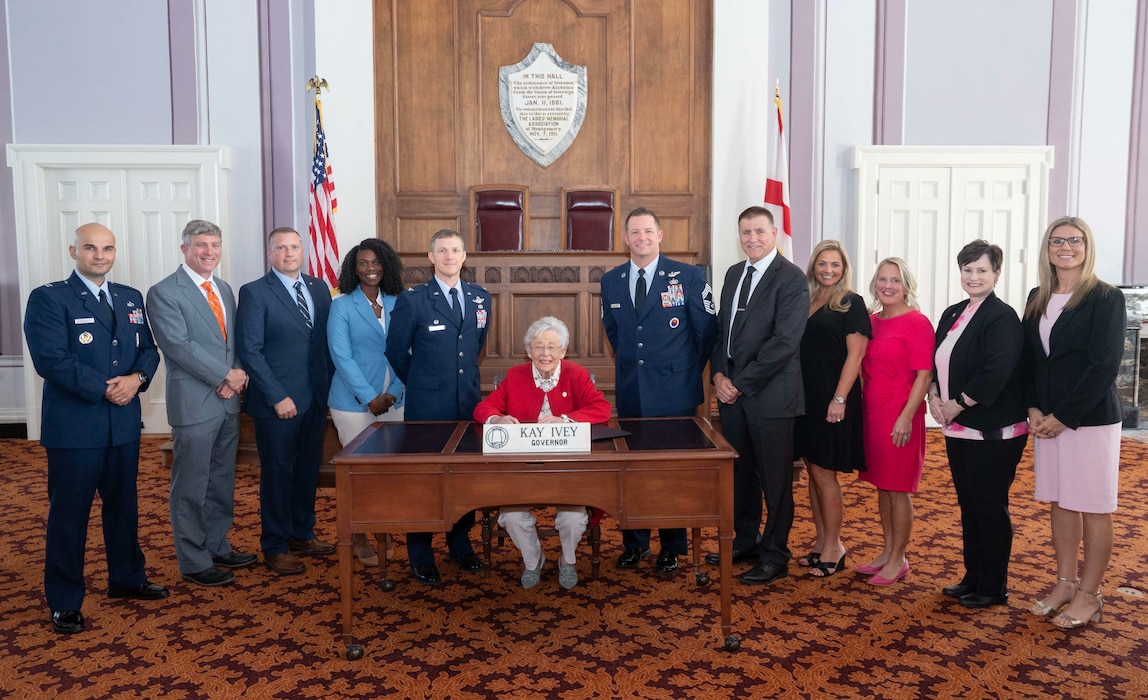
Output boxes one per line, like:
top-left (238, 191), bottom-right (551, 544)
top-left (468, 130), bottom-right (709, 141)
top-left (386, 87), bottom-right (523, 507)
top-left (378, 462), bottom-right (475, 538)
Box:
top-left (147, 220), bottom-right (255, 586)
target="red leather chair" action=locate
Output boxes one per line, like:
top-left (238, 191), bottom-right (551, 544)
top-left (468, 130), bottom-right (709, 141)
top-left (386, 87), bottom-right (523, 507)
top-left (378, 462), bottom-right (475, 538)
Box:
top-left (469, 184), bottom-right (530, 251)
top-left (561, 187), bottom-right (620, 250)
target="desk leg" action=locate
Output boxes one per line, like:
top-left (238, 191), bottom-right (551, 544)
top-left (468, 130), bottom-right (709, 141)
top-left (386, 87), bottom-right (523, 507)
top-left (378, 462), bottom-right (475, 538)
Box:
top-left (339, 541), bottom-right (363, 660)
top-left (720, 529), bottom-right (739, 651)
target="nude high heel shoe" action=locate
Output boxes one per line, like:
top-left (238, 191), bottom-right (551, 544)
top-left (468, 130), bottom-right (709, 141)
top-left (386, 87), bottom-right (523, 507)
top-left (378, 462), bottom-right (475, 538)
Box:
top-left (1052, 589), bottom-right (1104, 629)
top-left (1029, 576), bottom-right (1078, 617)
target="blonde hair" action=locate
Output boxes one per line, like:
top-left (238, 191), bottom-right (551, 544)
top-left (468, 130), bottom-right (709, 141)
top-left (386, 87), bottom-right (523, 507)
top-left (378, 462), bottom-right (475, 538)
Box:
top-left (868, 257), bottom-right (920, 312)
top-left (806, 240), bottom-right (856, 313)
top-left (1024, 215), bottom-right (1109, 319)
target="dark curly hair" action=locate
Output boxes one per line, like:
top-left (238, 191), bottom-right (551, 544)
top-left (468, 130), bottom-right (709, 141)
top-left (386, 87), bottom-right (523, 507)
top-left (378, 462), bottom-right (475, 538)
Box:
top-left (337, 238), bottom-right (404, 296)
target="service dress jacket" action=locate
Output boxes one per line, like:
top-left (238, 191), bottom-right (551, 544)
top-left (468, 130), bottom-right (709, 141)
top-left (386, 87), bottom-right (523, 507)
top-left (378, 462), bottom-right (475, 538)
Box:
top-left (385, 279), bottom-right (490, 421)
top-left (600, 255), bottom-right (717, 418)
top-left (24, 271), bottom-right (159, 448)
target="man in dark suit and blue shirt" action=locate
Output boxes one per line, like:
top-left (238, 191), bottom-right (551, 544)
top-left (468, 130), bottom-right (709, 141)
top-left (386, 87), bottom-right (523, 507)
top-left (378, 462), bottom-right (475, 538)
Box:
top-left (24, 222), bottom-right (168, 634)
top-left (708, 206), bottom-right (808, 586)
top-left (147, 220), bottom-right (255, 587)
top-left (385, 229), bottom-right (489, 585)
top-left (600, 207), bottom-right (718, 576)
top-left (236, 227), bottom-right (334, 577)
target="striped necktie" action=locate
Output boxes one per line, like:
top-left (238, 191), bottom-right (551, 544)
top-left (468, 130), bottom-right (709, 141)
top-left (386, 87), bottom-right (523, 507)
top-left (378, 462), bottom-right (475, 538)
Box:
top-left (294, 281), bottom-right (313, 330)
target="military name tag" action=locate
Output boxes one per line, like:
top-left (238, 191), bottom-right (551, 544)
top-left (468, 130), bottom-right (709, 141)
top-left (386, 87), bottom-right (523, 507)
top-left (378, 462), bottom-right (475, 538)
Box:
top-left (482, 422), bottom-right (591, 454)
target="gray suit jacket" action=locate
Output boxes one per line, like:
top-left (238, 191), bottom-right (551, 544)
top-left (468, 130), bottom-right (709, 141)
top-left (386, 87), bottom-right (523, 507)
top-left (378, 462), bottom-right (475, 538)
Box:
top-left (147, 267), bottom-right (241, 426)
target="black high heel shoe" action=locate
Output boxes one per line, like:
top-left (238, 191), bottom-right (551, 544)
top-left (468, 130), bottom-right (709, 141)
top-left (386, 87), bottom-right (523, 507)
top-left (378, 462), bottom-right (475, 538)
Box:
top-left (810, 553), bottom-right (846, 577)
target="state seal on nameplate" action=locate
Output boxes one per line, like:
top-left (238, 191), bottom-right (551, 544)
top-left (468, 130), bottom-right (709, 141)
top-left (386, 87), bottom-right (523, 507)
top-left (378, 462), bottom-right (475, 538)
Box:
top-left (499, 43), bottom-right (587, 168)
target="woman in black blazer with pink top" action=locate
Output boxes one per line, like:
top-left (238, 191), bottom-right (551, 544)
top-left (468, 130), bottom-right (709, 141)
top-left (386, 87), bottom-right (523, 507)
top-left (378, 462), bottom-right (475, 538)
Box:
top-left (929, 241), bottom-right (1029, 610)
top-left (1021, 216), bottom-right (1124, 630)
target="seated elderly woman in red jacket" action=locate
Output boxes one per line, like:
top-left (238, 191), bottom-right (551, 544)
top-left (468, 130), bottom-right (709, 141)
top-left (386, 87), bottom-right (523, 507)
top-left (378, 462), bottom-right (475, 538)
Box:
top-left (474, 315), bottom-right (611, 591)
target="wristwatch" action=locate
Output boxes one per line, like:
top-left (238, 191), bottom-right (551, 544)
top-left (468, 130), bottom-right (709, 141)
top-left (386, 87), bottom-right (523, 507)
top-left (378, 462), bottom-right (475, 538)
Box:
top-left (136, 370), bottom-right (149, 384)
top-left (832, 395), bottom-right (846, 404)
top-left (955, 394), bottom-right (970, 409)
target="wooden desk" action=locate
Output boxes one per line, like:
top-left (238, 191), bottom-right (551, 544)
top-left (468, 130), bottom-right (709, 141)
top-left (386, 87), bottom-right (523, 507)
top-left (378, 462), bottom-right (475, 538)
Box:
top-left (333, 416), bottom-right (738, 659)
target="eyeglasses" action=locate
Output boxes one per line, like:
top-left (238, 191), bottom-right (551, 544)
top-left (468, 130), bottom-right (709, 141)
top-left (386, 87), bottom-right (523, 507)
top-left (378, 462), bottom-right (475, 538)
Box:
top-left (1049, 236), bottom-right (1085, 248)
top-left (529, 344), bottom-right (562, 355)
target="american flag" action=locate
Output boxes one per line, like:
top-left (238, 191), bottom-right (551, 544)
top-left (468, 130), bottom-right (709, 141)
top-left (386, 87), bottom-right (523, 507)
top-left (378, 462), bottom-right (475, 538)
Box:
top-left (307, 98), bottom-right (340, 288)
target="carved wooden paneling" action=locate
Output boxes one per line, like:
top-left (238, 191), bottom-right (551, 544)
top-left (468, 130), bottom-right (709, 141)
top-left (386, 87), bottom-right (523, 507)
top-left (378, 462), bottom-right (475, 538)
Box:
top-left (379, 1), bottom-right (713, 411)
top-left (375, 0), bottom-right (712, 259)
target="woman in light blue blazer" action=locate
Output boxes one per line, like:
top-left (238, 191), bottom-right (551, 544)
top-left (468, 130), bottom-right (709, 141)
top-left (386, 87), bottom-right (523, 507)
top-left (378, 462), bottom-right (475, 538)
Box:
top-left (328, 238), bottom-right (406, 566)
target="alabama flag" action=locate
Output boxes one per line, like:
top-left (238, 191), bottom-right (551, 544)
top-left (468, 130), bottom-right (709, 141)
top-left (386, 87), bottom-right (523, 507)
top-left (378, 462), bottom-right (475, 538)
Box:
top-left (307, 98), bottom-right (340, 288)
top-left (764, 81), bottom-right (792, 258)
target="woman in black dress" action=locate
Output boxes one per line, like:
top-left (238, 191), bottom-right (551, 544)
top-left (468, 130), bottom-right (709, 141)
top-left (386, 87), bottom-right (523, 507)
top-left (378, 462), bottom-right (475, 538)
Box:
top-left (794, 240), bottom-right (871, 576)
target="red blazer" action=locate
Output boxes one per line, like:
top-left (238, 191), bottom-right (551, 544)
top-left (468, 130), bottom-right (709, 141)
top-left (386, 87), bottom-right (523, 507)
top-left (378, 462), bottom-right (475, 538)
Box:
top-left (473, 360), bottom-right (611, 424)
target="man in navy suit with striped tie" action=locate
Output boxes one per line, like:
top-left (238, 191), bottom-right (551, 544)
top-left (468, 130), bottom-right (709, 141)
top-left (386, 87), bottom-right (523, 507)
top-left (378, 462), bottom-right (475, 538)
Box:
top-left (236, 227), bottom-right (334, 577)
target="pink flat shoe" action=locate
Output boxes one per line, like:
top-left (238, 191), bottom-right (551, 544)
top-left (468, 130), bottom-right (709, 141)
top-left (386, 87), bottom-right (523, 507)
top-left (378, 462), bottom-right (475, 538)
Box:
top-left (855, 562), bottom-right (883, 575)
top-left (868, 559), bottom-right (910, 586)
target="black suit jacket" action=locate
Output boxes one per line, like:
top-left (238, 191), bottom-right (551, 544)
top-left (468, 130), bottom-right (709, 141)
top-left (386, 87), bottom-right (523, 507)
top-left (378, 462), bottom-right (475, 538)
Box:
top-left (710, 254), bottom-right (808, 418)
top-left (934, 292), bottom-right (1026, 433)
top-left (1021, 284), bottom-right (1125, 429)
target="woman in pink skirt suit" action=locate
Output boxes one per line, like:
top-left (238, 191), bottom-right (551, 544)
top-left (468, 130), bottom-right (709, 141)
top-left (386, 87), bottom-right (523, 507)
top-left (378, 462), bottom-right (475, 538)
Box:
top-left (858, 258), bottom-right (934, 586)
top-left (1022, 216), bottom-right (1124, 629)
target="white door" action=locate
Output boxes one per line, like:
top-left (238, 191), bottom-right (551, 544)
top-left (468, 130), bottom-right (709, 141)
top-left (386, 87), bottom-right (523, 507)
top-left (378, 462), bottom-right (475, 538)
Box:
top-left (852, 146), bottom-right (1053, 326)
top-left (9, 145), bottom-right (231, 440)
top-left (950, 166), bottom-right (1033, 316)
top-left (869, 166), bottom-right (952, 325)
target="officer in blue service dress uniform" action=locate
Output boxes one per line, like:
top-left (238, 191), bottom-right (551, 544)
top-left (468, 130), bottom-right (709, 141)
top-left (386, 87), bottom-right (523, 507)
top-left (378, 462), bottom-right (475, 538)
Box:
top-left (600, 207), bottom-right (718, 576)
top-left (23, 223), bottom-right (168, 635)
top-left (385, 229), bottom-right (490, 585)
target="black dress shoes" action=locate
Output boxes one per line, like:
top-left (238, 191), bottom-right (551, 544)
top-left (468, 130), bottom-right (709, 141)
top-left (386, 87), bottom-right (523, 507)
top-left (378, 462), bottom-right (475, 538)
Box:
top-left (212, 551), bottom-right (258, 569)
top-left (738, 563), bottom-right (788, 585)
top-left (958, 593), bottom-right (1009, 609)
top-left (704, 549), bottom-right (757, 566)
top-left (411, 564), bottom-right (442, 585)
top-left (654, 550), bottom-right (679, 576)
top-left (450, 553), bottom-right (484, 572)
top-left (182, 567), bottom-right (236, 587)
top-left (107, 581), bottom-right (170, 600)
top-left (52, 610), bottom-right (84, 634)
top-left (615, 547), bottom-right (651, 569)
top-left (942, 583), bottom-right (974, 599)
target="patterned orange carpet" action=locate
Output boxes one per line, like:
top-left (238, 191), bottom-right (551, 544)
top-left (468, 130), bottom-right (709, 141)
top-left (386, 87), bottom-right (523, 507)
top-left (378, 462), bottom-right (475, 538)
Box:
top-left (1, 431), bottom-right (1146, 699)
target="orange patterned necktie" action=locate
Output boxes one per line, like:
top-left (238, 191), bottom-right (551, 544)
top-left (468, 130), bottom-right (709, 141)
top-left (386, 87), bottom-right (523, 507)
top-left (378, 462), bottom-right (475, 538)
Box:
top-left (201, 281), bottom-right (227, 341)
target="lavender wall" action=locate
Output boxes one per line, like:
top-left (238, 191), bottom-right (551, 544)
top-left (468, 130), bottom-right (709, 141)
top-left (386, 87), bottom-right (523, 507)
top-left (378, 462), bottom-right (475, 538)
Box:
top-left (7, 0), bottom-right (173, 144)
top-left (903, 0), bottom-right (1053, 146)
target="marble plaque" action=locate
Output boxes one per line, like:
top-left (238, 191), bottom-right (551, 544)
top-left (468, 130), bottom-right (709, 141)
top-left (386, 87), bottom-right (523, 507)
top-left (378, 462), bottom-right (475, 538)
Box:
top-left (499, 43), bottom-right (587, 168)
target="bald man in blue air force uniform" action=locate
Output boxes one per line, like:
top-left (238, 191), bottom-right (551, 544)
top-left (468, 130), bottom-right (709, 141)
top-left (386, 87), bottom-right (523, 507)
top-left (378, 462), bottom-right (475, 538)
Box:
top-left (24, 222), bottom-right (168, 635)
top-left (385, 229), bottom-right (489, 585)
top-left (600, 207), bottom-right (718, 576)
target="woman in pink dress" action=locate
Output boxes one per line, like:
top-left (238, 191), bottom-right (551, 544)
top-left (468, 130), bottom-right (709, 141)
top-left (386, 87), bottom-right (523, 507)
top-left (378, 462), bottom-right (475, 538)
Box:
top-left (1022, 216), bottom-right (1124, 629)
top-left (858, 258), bottom-right (934, 585)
